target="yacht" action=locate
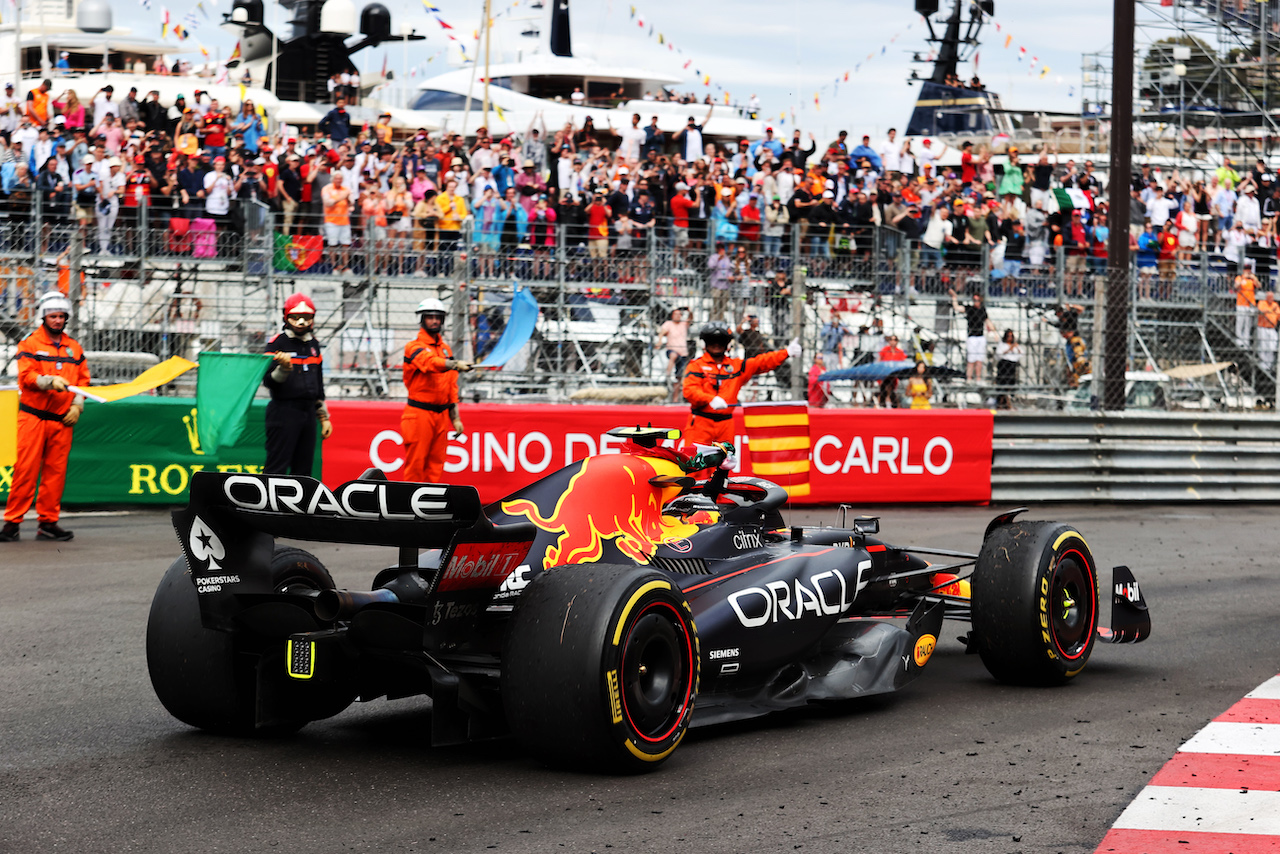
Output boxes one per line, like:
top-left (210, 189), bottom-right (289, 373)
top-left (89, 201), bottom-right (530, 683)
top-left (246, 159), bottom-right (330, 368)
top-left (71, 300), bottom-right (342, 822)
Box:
top-left (2, 0), bottom-right (759, 145)
top-left (404, 0), bottom-right (762, 143)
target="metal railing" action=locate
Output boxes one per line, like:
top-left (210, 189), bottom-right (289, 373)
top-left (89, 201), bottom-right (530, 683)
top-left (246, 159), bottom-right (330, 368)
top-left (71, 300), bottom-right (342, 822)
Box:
top-left (992, 411), bottom-right (1280, 501)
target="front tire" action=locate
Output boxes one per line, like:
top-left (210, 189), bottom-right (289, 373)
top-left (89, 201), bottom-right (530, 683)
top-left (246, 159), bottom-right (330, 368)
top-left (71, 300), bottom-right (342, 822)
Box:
top-left (971, 522), bottom-right (1099, 686)
top-left (146, 546), bottom-right (340, 735)
top-left (502, 565), bottom-right (699, 772)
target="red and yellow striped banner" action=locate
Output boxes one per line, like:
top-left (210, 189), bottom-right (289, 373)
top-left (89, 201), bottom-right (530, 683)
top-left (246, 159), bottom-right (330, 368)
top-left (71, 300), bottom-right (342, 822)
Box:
top-left (742, 402), bottom-right (811, 497)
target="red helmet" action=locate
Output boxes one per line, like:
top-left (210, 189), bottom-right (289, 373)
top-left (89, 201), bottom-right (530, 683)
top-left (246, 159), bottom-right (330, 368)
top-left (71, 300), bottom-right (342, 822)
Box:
top-left (282, 293), bottom-right (316, 316)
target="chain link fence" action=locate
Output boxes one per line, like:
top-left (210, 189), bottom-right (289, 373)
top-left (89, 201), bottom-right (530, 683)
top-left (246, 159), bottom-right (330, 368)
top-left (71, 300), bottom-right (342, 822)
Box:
top-left (0, 193), bottom-right (1269, 411)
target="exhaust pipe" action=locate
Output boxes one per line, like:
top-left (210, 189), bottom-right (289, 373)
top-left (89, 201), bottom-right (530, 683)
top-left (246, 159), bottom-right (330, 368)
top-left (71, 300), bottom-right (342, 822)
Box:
top-left (315, 588), bottom-right (400, 622)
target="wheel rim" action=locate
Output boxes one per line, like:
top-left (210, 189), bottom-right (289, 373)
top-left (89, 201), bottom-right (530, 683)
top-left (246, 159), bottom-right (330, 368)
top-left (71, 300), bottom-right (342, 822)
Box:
top-left (1050, 550), bottom-right (1095, 660)
top-left (620, 602), bottom-right (693, 743)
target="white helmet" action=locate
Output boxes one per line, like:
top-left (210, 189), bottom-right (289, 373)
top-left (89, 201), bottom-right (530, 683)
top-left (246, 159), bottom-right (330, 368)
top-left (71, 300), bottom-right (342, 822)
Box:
top-left (39, 292), bottom-right (73, 318)
top-left (415, 297), bottom-right (447, 315)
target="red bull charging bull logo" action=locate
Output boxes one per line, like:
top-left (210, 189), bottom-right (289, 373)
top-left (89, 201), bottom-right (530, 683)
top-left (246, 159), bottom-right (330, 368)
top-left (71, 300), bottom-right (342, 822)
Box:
top-left (501, 454), bottom-right (700, 568)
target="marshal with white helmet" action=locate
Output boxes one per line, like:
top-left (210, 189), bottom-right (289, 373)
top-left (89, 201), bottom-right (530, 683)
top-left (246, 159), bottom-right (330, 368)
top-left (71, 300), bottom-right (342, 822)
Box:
top-left (401, 293), bottom-right (472, 484)
top-left (1, 292), bottom-right (89, 544)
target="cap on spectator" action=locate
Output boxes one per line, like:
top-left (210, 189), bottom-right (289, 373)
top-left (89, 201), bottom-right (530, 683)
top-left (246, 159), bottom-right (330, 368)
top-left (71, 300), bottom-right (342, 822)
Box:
top-left (175, 94), bottom-right (185, 100)
top-left (213, 155), bottom-right (226, 164)
top-left (103, 85), bottom-right (113, 92)
top-left (380, 112), bottom-right (391, 118)
top-left (675, 181), bottom-right (688, 190)
top-left (822, 190), bottom-right (834, 198)
top-left (922, 138), bottom-right (931, 145)
top-left (134, 155), bottom-right (144, 164)
top-left (451, 157), bottom-right (463, 165)
top-left (522, 159), bottom-right (535, 168)
top-left (735, 176), bottom-right (747, 184)
top-left (765, 126), bottom-right (773, 131)
top-left (253, 157), bottom-right (266, 165)
top-left (54, 115), bottom-right (65, 125)
top-left (721, 187), bottom-right (733, 196)
top-left (3, 83), bottom-right (12, 89)
top-left (360, 139), bottom-right (372, 146)
top-left (618, 166), bottom-right (629, 174)
top-left (739, 139), bottom-right (749, 146)
top-left (1008, 146), bottom-right (1019, 153)
top-left (60, 51), bottom-right (69, 58)
top-left (287, 137), bottom-right (297, 143)
top-left (106, 157), bottom-right (122, 168)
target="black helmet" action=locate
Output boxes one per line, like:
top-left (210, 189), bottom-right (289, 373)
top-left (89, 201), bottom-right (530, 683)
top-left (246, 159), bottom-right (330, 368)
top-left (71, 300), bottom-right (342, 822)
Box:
top-left (699, 323), bottom-right (733, 344)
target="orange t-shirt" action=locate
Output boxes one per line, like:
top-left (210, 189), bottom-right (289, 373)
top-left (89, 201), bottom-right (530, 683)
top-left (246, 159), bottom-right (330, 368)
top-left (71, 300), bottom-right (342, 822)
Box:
top-left (361, 195), bottom-right (387, 228)
top-left (1259, 299), bottom-right (1280, 329)
top-left (1236, 274), bottom-right (1258, 307)
top-left (322, 185), bottom-right (351, 226)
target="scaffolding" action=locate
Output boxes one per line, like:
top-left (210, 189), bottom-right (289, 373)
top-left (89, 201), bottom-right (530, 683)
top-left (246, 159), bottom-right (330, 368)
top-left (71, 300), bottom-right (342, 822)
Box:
top-left (1083, 0), bottom-right (1280, 164)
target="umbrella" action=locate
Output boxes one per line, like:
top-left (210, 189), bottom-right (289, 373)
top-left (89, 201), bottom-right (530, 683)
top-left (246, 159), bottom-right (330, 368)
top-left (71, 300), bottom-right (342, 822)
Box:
top-left (887, 364), bottom-right (965, 380)
top-left (818, 360), bottom-right (911, 382)
top-left (819, 361), bottom-right (965, 382)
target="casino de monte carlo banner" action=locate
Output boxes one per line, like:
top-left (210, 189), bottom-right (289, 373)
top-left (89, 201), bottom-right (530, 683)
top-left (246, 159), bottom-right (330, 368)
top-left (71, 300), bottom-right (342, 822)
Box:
top-left (322, 402), bottom-right (993, 505)
top-left (1, 398), bottom-right (990, 507)
top-left (0, 396), bottom-right (300, 506)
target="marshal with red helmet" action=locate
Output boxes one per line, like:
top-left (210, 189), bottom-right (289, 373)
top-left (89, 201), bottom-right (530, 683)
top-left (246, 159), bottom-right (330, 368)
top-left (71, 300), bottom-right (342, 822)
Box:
top-left (262, 292), bottom-right (331, 477)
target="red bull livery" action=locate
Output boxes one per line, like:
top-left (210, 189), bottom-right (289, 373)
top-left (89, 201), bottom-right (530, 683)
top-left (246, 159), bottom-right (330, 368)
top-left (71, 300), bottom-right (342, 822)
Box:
top-left (147, 426), bottom-right (1151, 772)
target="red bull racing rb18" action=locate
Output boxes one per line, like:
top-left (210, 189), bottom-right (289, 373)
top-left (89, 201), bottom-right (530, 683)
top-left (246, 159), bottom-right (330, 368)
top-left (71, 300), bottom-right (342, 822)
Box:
top-left (147, 426), bottom-right (1151, 772)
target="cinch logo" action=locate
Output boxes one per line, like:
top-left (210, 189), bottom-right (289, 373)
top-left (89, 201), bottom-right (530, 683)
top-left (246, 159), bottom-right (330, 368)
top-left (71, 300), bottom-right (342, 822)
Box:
top-left (0, 464), bottom-right (12, 496)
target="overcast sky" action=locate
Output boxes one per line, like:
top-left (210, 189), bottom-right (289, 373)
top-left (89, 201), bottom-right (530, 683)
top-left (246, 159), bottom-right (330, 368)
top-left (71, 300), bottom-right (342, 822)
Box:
top-left (113, 0), bottom-right (1158, 137)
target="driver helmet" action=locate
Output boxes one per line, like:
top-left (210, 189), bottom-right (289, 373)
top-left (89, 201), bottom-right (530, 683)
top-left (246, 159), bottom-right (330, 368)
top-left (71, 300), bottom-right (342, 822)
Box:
top-left (699, 322), bottom-right (734, 345)
top-left (39, 292), bottom-right (73, 318)
top-left (415, 297), bottom-right (448, 316)
top-left (282, 292), bottom-right (316, 317)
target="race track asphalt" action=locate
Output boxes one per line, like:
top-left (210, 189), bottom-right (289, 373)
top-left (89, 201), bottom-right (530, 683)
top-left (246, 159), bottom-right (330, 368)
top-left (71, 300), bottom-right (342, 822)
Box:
top-left (0, 504), bottom-right (1276, 854)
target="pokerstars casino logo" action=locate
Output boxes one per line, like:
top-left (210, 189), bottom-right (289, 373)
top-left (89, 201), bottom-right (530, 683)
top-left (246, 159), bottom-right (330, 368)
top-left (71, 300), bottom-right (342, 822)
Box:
top-left (188, 515), bottom-right (241, 593)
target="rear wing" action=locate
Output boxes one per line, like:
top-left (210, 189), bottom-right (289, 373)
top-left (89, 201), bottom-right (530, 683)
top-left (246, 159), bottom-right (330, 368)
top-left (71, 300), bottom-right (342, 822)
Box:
top-left (173, 471), bottom-right (534, 631)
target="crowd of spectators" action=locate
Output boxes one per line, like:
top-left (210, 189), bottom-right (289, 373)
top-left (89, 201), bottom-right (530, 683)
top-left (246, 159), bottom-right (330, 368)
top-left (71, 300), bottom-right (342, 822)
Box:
top-left (3, 79), bottom-right (1274, 317)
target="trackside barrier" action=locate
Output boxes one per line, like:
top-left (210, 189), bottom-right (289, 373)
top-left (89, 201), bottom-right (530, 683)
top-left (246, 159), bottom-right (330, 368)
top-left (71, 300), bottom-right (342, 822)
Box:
top-left (992, 412), bottom-right (1280, 502)
top-left (5, 397), bottom-right (1278, 506)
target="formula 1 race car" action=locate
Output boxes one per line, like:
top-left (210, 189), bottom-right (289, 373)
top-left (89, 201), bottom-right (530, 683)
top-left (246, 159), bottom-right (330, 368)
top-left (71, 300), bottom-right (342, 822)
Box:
top-left (147, 427), bottom-right (1151, 772)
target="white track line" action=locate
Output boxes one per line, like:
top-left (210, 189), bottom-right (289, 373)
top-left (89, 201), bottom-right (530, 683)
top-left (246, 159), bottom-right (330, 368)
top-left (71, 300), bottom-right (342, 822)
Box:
top-left (1247, 675), bottom-right (1280, 701)
top-left (1113, 786), bottom-right (1280, 835)
top-left (1179, 721), bottom-right (1280, 756)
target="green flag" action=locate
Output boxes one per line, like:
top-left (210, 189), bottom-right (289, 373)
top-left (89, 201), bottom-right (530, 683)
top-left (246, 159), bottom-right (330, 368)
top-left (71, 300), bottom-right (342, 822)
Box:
top-left (196, 352), bottom-right (272, 453)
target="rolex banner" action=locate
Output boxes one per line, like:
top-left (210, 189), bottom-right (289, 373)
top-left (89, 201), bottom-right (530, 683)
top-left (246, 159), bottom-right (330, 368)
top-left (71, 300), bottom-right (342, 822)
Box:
top-left (0, 397), bottom-right (317, 506)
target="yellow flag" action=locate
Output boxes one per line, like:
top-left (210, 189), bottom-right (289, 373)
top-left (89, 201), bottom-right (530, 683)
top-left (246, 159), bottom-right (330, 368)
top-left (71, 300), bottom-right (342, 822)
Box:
top-left (0, 389), bottom-right (16, 469)
top-left (239, 83), bottom-right (247, 102)
top-left (85, 357), bottom-right (199, 403)
top-left (1039, 66), bottom-right (1049, 79)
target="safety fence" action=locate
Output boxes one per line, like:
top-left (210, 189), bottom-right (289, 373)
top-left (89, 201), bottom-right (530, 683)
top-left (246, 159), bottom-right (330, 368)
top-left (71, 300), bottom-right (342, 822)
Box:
top-left (991, 411), bottom-right (1280, 501)
top-left (0, 193), bottom-right (1274, 409)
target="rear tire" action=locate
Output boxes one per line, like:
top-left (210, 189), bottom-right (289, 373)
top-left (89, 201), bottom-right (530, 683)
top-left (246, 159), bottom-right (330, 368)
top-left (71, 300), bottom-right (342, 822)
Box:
top-left (502, 565), bottom-right (699, 772)
top-left (146, 546), bottom-right (340, 735)
top-left (971, 522), bottom-right (1099, 686)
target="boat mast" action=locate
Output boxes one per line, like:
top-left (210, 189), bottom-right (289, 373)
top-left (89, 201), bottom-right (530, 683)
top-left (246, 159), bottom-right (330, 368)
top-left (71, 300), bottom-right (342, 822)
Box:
top-left (482, 0), bottom-right (492, 128)
top-left (930, 0), bottom-right (963, 84)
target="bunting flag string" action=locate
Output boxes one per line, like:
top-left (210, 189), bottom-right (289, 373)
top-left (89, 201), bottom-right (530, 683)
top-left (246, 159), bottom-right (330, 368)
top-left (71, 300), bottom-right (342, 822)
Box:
top-left (992, 19), bottom-right (1056, 81)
